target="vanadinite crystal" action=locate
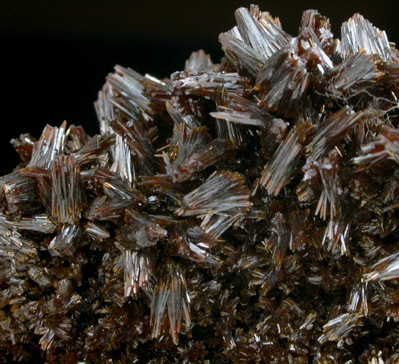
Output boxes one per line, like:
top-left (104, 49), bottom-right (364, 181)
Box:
top-left (2, 5), bottom-right (399, 363)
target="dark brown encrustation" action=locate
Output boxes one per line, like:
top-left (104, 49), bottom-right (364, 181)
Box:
top-left (1, 5), bottom-right (399, 363)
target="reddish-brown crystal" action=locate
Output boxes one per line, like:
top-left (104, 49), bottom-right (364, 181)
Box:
top-left (2, 4), bottom-right (399, 364)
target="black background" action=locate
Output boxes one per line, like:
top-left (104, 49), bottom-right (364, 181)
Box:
top-left (1, 0), bottom-right (399, 175)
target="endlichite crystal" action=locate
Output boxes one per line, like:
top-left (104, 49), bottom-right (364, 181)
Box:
top-left (2, 4), bottom-right (399, 363)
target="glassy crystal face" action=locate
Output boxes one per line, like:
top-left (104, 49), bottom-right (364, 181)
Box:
top-left (2, 4), bottom-right (399, 363)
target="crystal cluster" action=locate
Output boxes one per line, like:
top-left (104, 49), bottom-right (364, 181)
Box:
top-left (2, 5), bottom-right (399, 363)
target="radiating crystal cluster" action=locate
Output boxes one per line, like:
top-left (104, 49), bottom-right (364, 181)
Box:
top-left (2, 5), bottom-right (399, 363)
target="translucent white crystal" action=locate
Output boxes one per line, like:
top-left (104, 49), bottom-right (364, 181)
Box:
top-left (341, 13), bottom-right (396, 62)
top-left (51, 155), bottom-right (85, 224)
top-left (28, 122), bottom-right (67, 169)
top-left (176, 170), bottom-right (251, 217)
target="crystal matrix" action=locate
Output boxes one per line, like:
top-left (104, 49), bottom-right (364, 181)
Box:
top-left (2, 5), bottom-right (399, 363)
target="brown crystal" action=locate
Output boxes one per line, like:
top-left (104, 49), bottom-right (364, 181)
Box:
top-left (2, 4), bottom-right (399, 363)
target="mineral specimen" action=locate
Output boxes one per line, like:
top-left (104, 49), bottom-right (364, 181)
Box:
top-left (2, 4), bottom-right (399, 363)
